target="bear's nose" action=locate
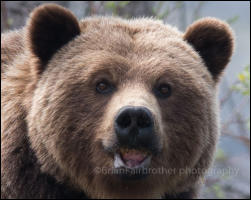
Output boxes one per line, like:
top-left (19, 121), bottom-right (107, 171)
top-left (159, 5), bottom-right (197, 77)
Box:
top-left (115, 106), bottom-right (154, 148)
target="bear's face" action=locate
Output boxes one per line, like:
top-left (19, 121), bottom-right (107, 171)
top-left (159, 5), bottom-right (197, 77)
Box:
top-left (26, 4), bottom-right (234, 199)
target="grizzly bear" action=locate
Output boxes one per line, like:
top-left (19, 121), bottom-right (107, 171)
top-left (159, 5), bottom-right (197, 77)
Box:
top-left (1, 3), bottom-right (234, 199)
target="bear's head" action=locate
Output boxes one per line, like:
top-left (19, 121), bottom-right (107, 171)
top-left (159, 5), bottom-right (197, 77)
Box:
top-left (26, 4), bottom-right (234, 199)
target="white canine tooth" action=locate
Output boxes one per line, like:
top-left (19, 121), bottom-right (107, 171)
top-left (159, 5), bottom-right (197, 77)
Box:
top-left (114, 153), bottom-right (125, 168)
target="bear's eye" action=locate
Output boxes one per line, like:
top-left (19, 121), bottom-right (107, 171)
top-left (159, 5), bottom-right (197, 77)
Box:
top-left (154, 83), bottom-right (172, 98)
top-left (96, 80), bottom-right (114, 94)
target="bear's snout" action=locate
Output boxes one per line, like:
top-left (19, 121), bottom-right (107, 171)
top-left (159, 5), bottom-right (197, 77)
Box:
top-left (114, 106), bottom-right (157, 152)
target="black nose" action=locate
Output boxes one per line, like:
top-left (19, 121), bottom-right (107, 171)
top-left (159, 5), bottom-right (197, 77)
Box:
top-left (115, 106), bottom-right (155, 148)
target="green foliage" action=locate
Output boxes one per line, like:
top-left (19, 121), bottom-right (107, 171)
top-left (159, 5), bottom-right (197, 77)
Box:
top-left (105, 1), bottom-right (130, 15)
top-left (152, 1), bottom-right (166, 19)
top-left (118, 1), bottom-right (130, 7)
top-left (227, 15), bottom-right (240, 24)
top-left (193, 2), bottom-right (206, 20)
top-left (7, 18), bottom-right (13, 26)
top-left (105, 1), bottom-right (117, 13)
top-left (211, 184), bottom-right (225, 199)
top-left (215, 148), bottom-right (226, 162)
top-left (232, 65), bottom-right (250, 96)
top-left (152, 1), bottom-right (184, 20)
top-left (232, 65), bottom-right (250, 130)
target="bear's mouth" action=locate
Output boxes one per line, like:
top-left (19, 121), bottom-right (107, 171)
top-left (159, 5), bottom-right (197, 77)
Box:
top-left (114, 148), bottom-right (152, 169)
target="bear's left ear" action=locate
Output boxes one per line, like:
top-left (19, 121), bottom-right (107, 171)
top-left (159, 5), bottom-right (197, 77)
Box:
top-left (27, 4), bottom-right (80, 73)
top-left (184, 17), bottom-right (234, 82)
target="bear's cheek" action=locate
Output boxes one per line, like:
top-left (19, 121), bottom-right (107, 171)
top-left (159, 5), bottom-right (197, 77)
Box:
top-left (157, 97), bottom-right (211, 170)
top-left (28, 76), bottom-right (111, 175)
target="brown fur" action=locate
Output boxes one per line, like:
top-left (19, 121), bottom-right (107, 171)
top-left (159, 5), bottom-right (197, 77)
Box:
top-left (1, 4), bottom-right (234, 199)
top-left (27, 4), bottom-right (80, 70)
top-left (184, 17), bottom-right (234, 82)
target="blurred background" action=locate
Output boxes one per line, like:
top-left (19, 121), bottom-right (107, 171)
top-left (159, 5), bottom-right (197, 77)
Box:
top-left (1, 1), bottom-right (250, 199)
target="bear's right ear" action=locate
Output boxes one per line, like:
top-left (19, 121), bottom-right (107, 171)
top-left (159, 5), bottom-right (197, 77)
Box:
top-left (27, 4), bottom-right (80, 73)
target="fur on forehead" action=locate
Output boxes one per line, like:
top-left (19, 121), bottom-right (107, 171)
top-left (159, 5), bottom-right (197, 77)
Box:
top-left (79, 16), bottom-right (233, 81)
